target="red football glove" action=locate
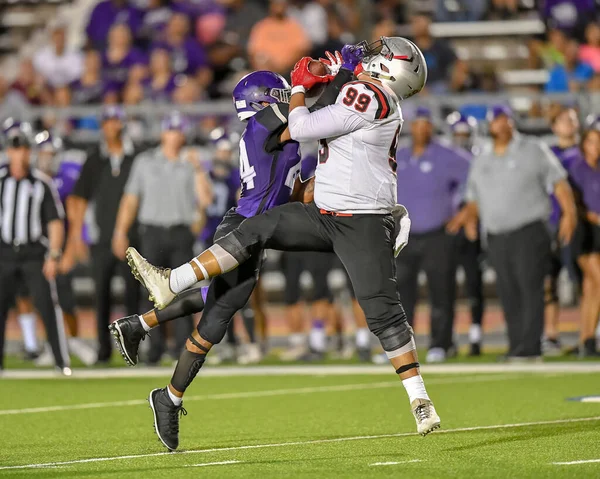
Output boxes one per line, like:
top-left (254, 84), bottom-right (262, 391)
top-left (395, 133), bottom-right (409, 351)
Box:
top-left (354, 63), bottom-right (364, 76)
top-left (291, 57), bottom-right (331, 91)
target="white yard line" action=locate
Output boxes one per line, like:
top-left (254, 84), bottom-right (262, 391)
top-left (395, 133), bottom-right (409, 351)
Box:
top-left (0, 374), bottom-right (524, 416)
top-left (370, 460), bottom-right (422, 466)
top-left (1, 416), bottom-right (599, 471)
top-left (552, 459), bottom-right (600, 465)
top-left (185, 460), bottom-right (242, 467)
top-left (2, 362), bottom-right (600, 379)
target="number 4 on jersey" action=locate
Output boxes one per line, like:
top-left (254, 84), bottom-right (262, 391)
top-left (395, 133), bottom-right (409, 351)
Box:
top-left (239, 136), bottom-right (257, 189)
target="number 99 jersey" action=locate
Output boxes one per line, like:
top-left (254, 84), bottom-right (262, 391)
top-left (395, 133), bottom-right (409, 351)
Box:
top-left (313, 81), bottom-right (403, 214)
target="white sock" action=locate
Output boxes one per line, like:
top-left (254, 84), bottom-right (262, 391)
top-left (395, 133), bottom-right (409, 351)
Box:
top-left (169, 263), bottom-right (197, 294)
top-left (18, 313), bottom-right (38, 352)
top-left (356, 328), bottom-right (371, 349)
top-left (167, 387), bottom-right (182, 406)
top-left (309, 319), bottom-right (326, 352)
top-left (469, 324), bottom-right (482, 343)
top-left (289, 333), bottom-right (306, 347)
top-left (402, 375), bottom-right (430, 404)
top-left (138, 315), bottom-right (153, 332)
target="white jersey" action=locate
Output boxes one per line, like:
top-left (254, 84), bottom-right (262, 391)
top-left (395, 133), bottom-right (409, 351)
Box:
top-left (288, 80), bottom-right (403, 214)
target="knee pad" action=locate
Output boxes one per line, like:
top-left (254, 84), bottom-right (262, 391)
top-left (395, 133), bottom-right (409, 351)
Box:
top-left (376, 321), bottom-right (415, 357)
top-left (218, 232), bottom-right (252, 264)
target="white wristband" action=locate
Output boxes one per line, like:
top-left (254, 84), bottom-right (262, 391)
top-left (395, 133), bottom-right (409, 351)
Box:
top-left (291, 85), bottom-right (307, 95)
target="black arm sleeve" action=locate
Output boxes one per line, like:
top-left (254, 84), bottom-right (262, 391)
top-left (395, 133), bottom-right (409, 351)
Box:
top-left (309, 68), bottom-right (355, 112)
top-left (255, 103), bottom-right (292, 154)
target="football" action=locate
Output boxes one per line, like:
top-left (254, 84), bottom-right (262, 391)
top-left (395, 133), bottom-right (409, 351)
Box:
top-left (306, 59), bottom-right (328, 98)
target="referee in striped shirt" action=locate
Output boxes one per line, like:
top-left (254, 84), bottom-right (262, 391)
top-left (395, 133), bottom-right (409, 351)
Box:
top-left (0, 125), bottom-right (71, 373)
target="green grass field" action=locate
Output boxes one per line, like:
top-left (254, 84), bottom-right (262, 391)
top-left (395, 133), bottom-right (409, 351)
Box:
top-left (1, 368), bottom-right (599, 478)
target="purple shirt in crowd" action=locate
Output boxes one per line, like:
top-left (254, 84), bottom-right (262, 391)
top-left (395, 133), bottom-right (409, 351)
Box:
top-left (102, 48), bottom-right (147, 90)
top-left (396, 140), bottom-right (471, 234)
top-left (201, 164), bottom-right (241, 244)
top-left (543, 0), bottom-right (595, 33)
top-left (152, 39), bottom-right (208, 75)
top-left (69, 79), bottom-right (109, 105)
top-left (235, 107), bottom-right (301, 218)
top-left (139, 6), bottom-right (173, 42)
top-left (569, 158), bottom-right (600, 215)
top-left (141, 75), bottom-right (179, 102)
top-left (549, 144), bottom-right (584, 225)
top-left (86, 0), bottom-right (143, 48)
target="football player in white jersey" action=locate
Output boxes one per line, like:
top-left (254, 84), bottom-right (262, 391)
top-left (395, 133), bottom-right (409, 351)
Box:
top-left (127, 38), bottom-right (440, 438)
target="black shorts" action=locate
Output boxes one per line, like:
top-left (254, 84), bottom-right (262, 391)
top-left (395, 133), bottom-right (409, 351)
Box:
top-left (282, 251), bottom-right (334, 304)
top-left (572, 220), bottom-right (600, 258)
top-left (196, 207), bottom-right (264, 344)
top-left (224, 201), bottom-right (407, 336)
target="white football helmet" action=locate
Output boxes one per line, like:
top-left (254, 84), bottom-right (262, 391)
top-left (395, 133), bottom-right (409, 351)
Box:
top-left (358, 36), bottom-right (427, 100)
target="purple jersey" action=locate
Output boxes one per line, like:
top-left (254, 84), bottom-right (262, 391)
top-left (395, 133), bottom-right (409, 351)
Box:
top-left (151, 39), bottom-right (208, 75)
top-left (53, 152), bottom-right (85, 204)
top-left (236, 104), bottom-right (301, 218)
top-left (549, 144), bottom-right (584, 225)
top-left (141, 75), bottom-right (179, 102)
top-left (70, 79), bottom-right (109, 105)
top-left (102, 48), bottom-right (147, 90)
top-left (202, 166), bottom-right (241, 243)
top-left (569, 158), bottom-right (600, 215)
top-left (86, 0), bottom-right (143, 48)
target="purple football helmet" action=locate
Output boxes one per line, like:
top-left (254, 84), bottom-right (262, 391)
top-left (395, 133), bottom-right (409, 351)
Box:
top-left (233, 71), bottom-right (290, 121)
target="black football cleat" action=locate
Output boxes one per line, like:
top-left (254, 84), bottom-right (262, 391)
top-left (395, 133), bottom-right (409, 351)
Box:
top-left (109, 316), bottom-right (148, 366)
top-left (148, 388), bottom-right (187, 451)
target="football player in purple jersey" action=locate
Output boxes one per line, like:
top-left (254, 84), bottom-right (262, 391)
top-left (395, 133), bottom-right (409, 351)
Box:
top-left (110, 58), bottom-right (356, 450)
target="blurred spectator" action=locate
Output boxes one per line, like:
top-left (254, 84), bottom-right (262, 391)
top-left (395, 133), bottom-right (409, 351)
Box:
top-left (542, 0), bottom-right (596, 41)
top-left (113, 112), bottom-right (201, 364)
top-left (410, 13), bottom-right (460, 93)
top-left (9, 59), bottom-right (52, 106)
top-left (531, 28), bottom-right (567, 69)
top-left (289, 0), bottom-right (328, 48)
top-left (209, 0), bottom-right (266, 67)
top-left (138, 0), bottom-right (174, 47)
top-left (579, 22), bottom-right (600, 73)
top-left (195, 8), bottom-right (227, 47)
top-left (153, 13), bottom-right (212, 88)
top-left (248, 0), bottom-right (311, 74)
top-left (486, 0), bottom-right (520, 20)
top-left (33, 22), bottom-right (83, 89)
top-left (70, 50), bottom-right (110, 105)
top-left (435, 0), bottom-right (487, 22)
top-left (86, 0), bottom-right (143, 49)
top-left (67, 106), bottom-right (141, 364)
top-left (173, 76), bottom-right (203, 104)
top-left (102, 23), bottom-right (148, 95)
top-left (374, 0), bottom-right (407, 25)
top-left (450, 106), bottom-right (576, 360)
top-left (545, 106), bottom-right (583, 355)
top-left (569, 128), bottom-right (600, 357)
top-left (545, 39), bottom-right (594, 93)
top-left (140, 47), bottom-right (182, 103)
top-left (395, 108), bottom-right (470, 363)
top-left (311, 9), bottom-right (345, 58)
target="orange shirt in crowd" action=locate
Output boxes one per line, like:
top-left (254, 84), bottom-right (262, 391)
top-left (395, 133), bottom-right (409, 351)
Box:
top-left (248, 16), bottom-right (311, 74)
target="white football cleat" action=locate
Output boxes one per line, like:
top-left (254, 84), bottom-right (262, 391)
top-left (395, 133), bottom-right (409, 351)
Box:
top-left (411, 398), bottom-right (441, 436)
top-left (126, 247), bottom-right (176, 309)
